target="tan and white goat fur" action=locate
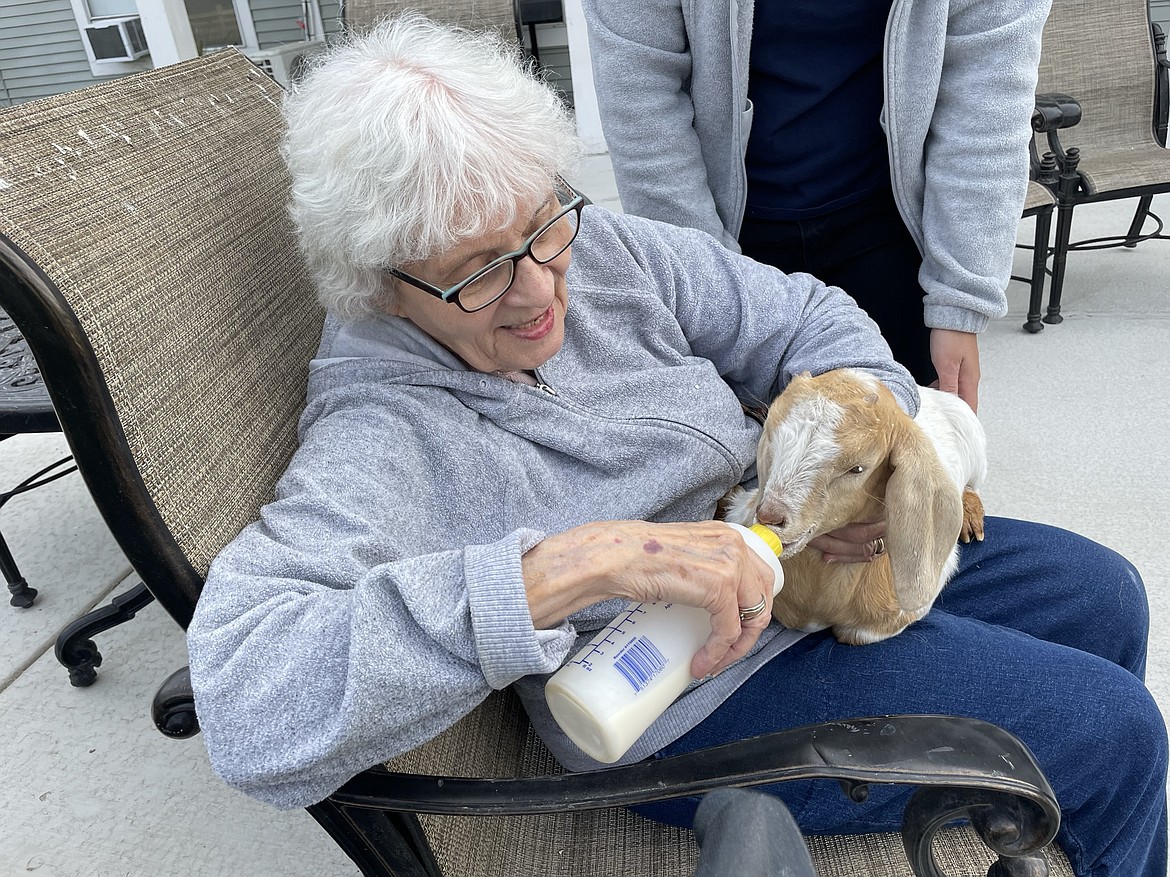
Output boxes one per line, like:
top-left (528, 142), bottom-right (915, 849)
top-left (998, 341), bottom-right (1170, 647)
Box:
top-left (723, 369), bottom-right (987, 645)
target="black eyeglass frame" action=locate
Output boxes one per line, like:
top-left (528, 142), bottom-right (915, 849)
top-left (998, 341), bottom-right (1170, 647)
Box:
top-left (385, 179), bottom-right (585, 313)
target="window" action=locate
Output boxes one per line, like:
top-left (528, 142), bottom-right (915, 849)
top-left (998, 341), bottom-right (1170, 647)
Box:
top-left (70, 0), bottom-right (152, 74)
top-left (84, 16), bottom-right (149, 60)
top-left (183, 0), bottom-right (244, 50)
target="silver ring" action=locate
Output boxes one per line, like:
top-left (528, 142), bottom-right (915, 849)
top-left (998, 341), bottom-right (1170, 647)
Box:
top-left (738, 594), bottom-right (768, 622)
top-left (873, 536), bottom-right (886, 556)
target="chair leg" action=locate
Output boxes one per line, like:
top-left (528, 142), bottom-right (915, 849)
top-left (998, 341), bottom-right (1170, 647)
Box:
top-left (0, 441), bottom-right (77, 608)
top-left (1023, 209), bottom-right (1052, 334)
top-left (152, 666), bottom-right (200, 738)
top-left (1044, 201), bottom-right (1076, 325)
top-left (0, 529), bottom-right (37, 608)
top-left (54, 582), bottom-right (154, 687)
top-left (1124, 194), bottom-right (1154, 247)
top-left (903, 786), bottom-right (1056, 877)
top-left (307, 800), bottom-right (444, 877)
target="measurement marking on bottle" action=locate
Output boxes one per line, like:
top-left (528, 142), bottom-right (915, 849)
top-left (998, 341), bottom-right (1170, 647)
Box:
top-left (568, 603), bottom-right (649, 672)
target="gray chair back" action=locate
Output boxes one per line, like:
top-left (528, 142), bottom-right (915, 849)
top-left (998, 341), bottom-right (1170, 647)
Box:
top-left (0, 50), bottom-right (324, 623)
top-left (1036, 0), bottom-right (1169, 192)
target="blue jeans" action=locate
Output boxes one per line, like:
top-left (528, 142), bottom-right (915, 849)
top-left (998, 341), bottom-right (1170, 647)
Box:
top-left (635, 517), bottom-right (1168, 877)
top-left (693, 789), bottom-right (815, 877)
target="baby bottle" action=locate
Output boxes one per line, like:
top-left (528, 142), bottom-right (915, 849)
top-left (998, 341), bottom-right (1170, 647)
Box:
top-left (544, 522), bottom-right (783, 763)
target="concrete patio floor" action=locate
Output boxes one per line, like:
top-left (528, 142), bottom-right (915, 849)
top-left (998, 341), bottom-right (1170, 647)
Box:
top-left (0, 154), bottom-right (1167, 876)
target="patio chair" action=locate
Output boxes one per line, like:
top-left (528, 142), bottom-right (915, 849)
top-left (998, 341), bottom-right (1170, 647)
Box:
top-left (0, 310), bottom-right (76, 608)
top-left (1029, 0), bottom-right (1170, 325)
top-left (0, 308), bottom-right (149, 685)
top-left (0, 50), bottom-right (1072, 877)
top-left (516, 0), bottom-right (564, 66)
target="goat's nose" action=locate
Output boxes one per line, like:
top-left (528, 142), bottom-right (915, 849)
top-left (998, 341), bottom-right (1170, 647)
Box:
top-left (755, 501), bottom-right (790, 530)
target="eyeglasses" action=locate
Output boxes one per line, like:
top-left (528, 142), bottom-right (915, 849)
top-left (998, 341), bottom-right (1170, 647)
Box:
top-left (386, 180), bottom-right (585, 313)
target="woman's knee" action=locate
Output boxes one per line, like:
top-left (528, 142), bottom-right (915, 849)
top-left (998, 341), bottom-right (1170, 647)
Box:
top-left (1052, 677), bottom-right (1168, 876)
top-left (1036, 660), bottom-right (1166, 802)
top-left (988, 519), bottom-right (1143, 599)
top-left (944, 518), bottom-right (1150, 674)
top-left (1036, 525), bottom-right (1150, 675)
top-left (1112, 681), bottom-right (1168, 778)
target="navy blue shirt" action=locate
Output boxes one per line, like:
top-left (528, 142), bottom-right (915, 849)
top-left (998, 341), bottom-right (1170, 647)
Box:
top-left (744, 0), bottom-right (894, 220)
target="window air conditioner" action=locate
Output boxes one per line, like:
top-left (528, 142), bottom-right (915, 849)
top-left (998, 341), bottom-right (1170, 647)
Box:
top-left (84, 15), bottom-right (150, 62)
top-left (242, 42), bottom-right (325, 89)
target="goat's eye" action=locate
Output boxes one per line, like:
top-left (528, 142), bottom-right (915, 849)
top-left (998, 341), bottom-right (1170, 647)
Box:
top-left (845, 465), bottom-right (865, 475)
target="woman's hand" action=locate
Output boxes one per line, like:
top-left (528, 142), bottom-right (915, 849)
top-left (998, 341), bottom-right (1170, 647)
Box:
top-left (523, 520), bottom-right (776, 679)
top-left (929, 328), bottom-right (981, 412)
top-left (809, 520), bottom-right (888, 564)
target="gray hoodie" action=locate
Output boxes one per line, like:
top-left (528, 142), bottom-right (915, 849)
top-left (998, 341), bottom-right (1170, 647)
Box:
top-left (187, 207), bottom-right (917, 809)
top-left (581, 0), bottom-right (1052, 334)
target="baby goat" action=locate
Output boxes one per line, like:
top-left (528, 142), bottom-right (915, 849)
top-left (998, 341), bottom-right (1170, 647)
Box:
top-left (724, 368), bottom-right (987, 645)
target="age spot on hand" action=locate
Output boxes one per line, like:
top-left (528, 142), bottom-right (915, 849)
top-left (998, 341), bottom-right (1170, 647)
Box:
top-left (643, 539), bottom-right (663, 554)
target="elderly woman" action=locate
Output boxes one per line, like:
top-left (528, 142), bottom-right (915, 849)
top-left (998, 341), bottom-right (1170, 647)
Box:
top-left (186, 16), bottom-right (1167, 877)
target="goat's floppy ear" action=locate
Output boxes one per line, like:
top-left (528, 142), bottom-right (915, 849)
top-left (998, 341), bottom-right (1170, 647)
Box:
top-left (884, 416), bottom-right (963, 613)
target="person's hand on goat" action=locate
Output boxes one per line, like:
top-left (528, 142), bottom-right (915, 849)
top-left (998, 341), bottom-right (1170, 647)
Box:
top-left (810, 520), bottom-right (888, 564)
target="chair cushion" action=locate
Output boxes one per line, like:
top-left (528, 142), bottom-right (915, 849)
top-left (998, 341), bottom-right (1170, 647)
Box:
top-left (417, 807), bottom-right (1076, 876)
top-left (1023, 180), bottom-right (1057, 214)
top-left (1075, 144), bottom-right (1170, 196)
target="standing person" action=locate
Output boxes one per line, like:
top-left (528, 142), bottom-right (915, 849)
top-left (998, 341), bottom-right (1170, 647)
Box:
top-left (185, 15), bottom-right (1166, 876)
top-left (580, 0), bottom-right (1051, 410)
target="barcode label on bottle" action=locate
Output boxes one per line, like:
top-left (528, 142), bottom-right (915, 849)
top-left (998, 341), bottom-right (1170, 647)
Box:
top-left (614, 636), bottom-right (667, 693)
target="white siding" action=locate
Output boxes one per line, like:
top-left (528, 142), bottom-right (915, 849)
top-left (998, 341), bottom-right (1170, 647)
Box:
top-left (251, 0), bottom-right (316, 46)
top-left (318, 0), bottom-right (343, 38)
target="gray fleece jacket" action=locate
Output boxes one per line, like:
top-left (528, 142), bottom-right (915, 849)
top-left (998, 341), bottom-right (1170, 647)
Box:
top-left (581, 0), bottom-right (1052, 334)
top-left (187, 206), bottom-right (917, 809)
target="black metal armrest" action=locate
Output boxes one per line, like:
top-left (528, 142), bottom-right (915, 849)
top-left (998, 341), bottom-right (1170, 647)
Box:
top-left (1032, 93), bottom-right (1083, 134)
top-left (1032, 92), bottom-right (1082, 170)
top-left (1032, 93), bottom-right (1084, 196)
top-left (152, 674), bottom-right (1058, 872)
top-left (152, 665), bottom-right (200, 739)
top-left (332, 715), bottom-right (1060, 877)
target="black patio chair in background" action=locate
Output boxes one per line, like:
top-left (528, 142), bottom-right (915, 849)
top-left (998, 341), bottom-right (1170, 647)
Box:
top-left (1027, 1), bottom-right (1170, 326)
top-left (0, 311), bottom-right (75, 608)
top-left (0, 50), bottom-right (1072, 877)
top-left (0, 275), bottom-right (157, 689)
top-left (514, 0), bottom-right (564, 67)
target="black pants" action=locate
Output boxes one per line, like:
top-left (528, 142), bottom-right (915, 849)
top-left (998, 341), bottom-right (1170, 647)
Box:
top-left (738, 186), bottom-right (934, 385)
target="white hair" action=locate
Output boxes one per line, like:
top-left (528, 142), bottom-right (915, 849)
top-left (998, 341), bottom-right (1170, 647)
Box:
top-left (281, 14), bottom-right (582, 319)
